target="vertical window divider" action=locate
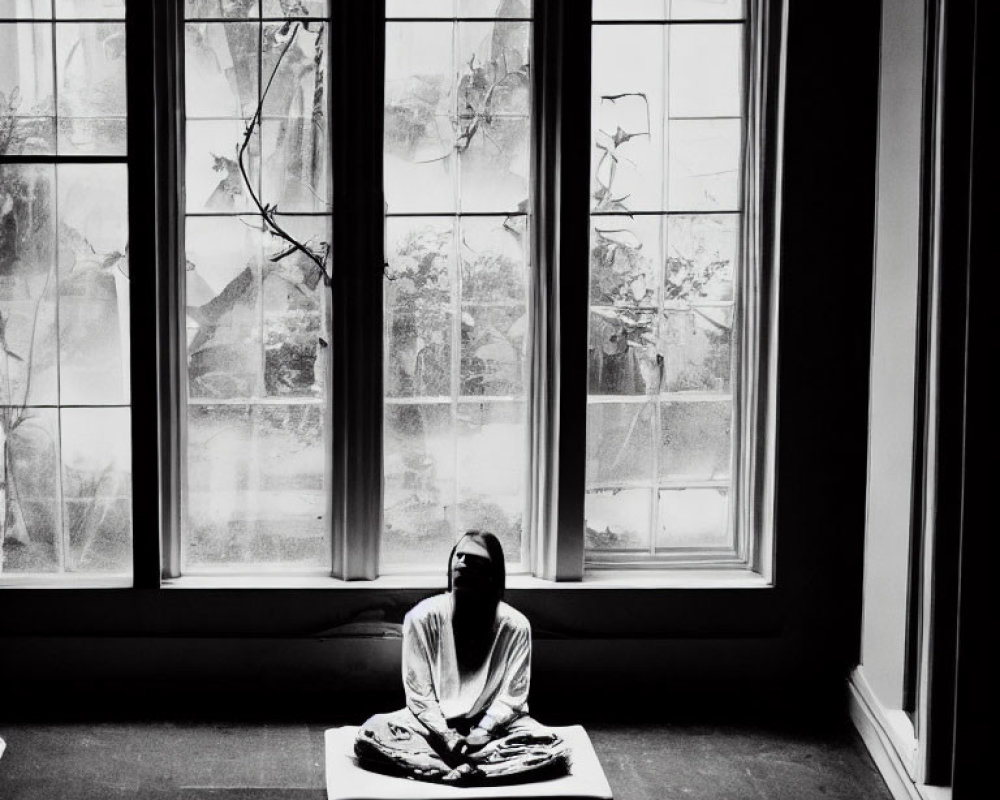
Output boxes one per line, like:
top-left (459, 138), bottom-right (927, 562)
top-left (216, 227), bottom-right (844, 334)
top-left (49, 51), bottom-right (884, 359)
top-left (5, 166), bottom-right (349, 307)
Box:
top-left (528, 0), bottom-right (591, 581)
top-left (128, 0), bottom-right (173, 586)
top-left (329, 0), bottom-right (385, 580)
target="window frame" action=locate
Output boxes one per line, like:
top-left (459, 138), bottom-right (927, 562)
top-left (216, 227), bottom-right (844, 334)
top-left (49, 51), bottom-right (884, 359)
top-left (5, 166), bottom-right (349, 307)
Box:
top-left (0, 0), bottom-right (784, 588)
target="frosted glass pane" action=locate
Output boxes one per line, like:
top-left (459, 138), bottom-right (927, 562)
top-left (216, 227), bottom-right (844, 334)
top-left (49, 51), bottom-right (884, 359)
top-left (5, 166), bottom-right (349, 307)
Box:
top-left (262, 0), bottom-right (328, 15)
top-left (384, 22), bottom-right (456, 213)
top-left (186, 119), bottom-right (260, 212)
top-left (382, 402), bottom-right (455, 566)
top-left (386, 0), bottom-right (453, 17)
top-left (387, 0), bottom-right (530, 17)
top-left (185, 216), bottom-right (265, 400)
top-left (665, 214), bottom-right (738, 304)
top-left (260, 117), bottom-right (330, 212)
top-left (0, 1), bottom-right (50, 17)
top-left (590, 214), bottom-right (662, 307)
top-left (459, 0), bottom-right (531, 17)
top-left (593, 0), bottom-right (668, 20)
top-left (261, 19), bottom-right (327, 117)
top-left (671, 0), bottom-right (743, 20)
top-left (55, 1), bottom-right (126, 18)
top-left (55, 23), bottom-right (126, 154)
top-left (660, 307), bottom-right (732, 393)
top-left (669, 24), bottom-right (742, 118)
top-left (186, 0), bottom-right (259, 18)
top-left (185, 22), bottom-right (259, 119)
top-left (261, 215), bottom-right (329, 397)
top-left (0, 23), bottom-right (55, 154)
top-left (585, 488), bottom-right (650, 551)
top-left (667, 118), bottom-right (742, 211)
top-left (656, 487), bottom-right (730, 548)
top-left (58, 164), bottom-right (129, 405)
top-left (0, 408), bottom-right (59, 573)
top-left (586, 402), bottom-right (655, 485)
top-left (455, 401), bottom-right (524, 560)
top-left (0, 164), bottom-right (57, 406)
top-left (659, 401), bottom-right (731, 480)
top-left (60, 407), bottom-right (131, 573)
top-left (186, 403), bottom-right (329, 568)
top-left (384, 218), bottom-right (455, 398)
top-left (592, 26), bottom-right (666, 212)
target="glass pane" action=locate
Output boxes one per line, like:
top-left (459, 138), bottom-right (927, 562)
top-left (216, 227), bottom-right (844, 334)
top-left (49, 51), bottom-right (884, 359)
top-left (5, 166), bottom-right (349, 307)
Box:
top-left (656, 487), bottom-right (730, 549)
top-left (387, 0), bottom-right (531, 18)
top-left (671, 0), bottom-right (744, 20)
top-left (55, 1), bottom-right (127, 18)
top-left (385, 217), bottom-right (455, 398)
top-left (185, 216), bottom-right (264, 400)
top-left (585, 488), bottom-right (650, 551)
top-left (382, 402), bottom-right (455, 566)
top-left (459, 216), bottom-right (527, 396)
top-left (590, 214), bottom-right (662, 307)
top-left (186, 0), bottom-right (260, 18)
top-left (185, 403), bottom-right (329, 569)
top-left (57, 164), bottom-right (129, 406)
top-left (1, 407), bottom-right (60, 573)
top-left (592, 25), bottom-right (666, 212)
top-left (55, 22), bottom-right (127, 154)
top-left (665, 214), bottom-right (738, 304)
top-left (667, 118), bottom-right (742, 211)
top-left (669, 24), bottom-right (742, 118)
top-left (659, 400), bottom-right (731, 481)
top-left (593, 0), bottom-right (668, 20)
top-left (384, 22), bottom-right (456, 214)
top-left (262, 215), bottom-right (329, 397)
top-left (262, 0), bottom-right (329, 16)
top-left (0, 164), bottom-right (57, 406)
top-left (186, 119), bottom-right (260, 212)
top-left (660, 307), bottom-right (732, 393)
top-left (586, 401), bottom-right (655, 486)
top-left (455, 401), bottom-right (524, 561)
top-left (0, 23), bottom-right (56, 154)
top-left (60, 407), bottom-right (131, 572)
top-left (185, 22), bottom-right (259, 119)
top-left (0, 0), bottom-right (51, 17)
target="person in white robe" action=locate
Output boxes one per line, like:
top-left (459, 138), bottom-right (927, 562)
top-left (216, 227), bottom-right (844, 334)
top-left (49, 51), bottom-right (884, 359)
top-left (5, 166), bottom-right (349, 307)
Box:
top-left (354, 531), bottom-right (570, 783)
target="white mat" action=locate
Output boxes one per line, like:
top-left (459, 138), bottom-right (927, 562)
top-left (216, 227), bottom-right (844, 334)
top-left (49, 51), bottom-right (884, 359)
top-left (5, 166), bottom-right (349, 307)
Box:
top-left (325, 725), bottom-right (613, 800)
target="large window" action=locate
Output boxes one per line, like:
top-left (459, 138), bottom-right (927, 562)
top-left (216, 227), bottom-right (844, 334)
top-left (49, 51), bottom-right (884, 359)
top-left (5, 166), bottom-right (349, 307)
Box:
top-left (0, 0), bottom-right (772, 584)
top-left (0, 0), bottom-right (131, 579)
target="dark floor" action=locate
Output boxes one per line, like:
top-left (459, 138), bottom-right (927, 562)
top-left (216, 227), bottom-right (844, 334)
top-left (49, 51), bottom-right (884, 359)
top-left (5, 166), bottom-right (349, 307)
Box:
top-left (0, 718), bottom-right (892, 800)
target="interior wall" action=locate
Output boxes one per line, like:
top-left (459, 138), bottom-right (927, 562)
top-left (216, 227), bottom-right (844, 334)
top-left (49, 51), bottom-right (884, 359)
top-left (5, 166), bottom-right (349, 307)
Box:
top-left (859, 0), bottom-right (927, 712)
top-left (0, 0), bottom-right (882, 718)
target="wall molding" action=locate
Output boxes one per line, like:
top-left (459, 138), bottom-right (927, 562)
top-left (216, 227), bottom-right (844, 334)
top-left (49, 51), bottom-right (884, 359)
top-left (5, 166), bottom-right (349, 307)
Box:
top-left (849, 667), bottom-right (951, 800)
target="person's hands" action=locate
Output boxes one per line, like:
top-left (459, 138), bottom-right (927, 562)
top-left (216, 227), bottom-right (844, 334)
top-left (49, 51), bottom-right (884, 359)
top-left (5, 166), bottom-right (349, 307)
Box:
top-left (464, 727), bottom-right (491, 750)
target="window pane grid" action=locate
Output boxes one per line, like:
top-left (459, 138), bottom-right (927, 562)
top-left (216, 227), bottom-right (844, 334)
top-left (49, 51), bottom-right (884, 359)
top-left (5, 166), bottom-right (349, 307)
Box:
top-left (0, 4), bottom-right (131, 578)
top-left (383, 4), bottom-right (531, 570)
top-left (587, 6), bottom-right (744, 561)
top-left (180, 4), bottom-right (332, 572)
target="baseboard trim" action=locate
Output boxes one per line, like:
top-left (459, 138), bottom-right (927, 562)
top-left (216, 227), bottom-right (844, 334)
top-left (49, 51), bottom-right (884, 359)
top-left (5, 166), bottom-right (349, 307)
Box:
top-left (848, 667), bottom-right (951, 800)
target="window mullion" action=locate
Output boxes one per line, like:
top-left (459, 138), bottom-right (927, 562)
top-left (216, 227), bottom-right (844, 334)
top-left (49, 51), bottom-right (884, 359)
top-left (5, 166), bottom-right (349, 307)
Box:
top-left (528, 0), bottom-right (591, 581)
top-left (329, 0), bottom-right (385, 580)
top-left (128, 0), bottom-right (177, 586)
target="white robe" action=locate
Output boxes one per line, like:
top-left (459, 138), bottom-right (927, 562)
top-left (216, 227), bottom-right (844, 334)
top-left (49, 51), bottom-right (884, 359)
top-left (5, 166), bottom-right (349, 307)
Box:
top-left (402, 593), bottom-right (531, 737)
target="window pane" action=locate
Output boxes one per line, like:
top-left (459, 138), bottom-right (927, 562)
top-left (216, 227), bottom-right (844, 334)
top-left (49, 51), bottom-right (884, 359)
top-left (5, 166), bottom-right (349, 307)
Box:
top-left (0, 23), bottom-right (56, 154)
top-left (588, 9), bottom-right (744, 563)
top-left (55, 1), bottom-right (127, 18)
top-left (181, 10), bottom-right (332, 571)
top-left (185, 403), bottom-right (328, 569)
top-left (383, 7), bottom-right (531, 569)
top-left (1, 171), bottom-right (130, 578)
top-left (55, 22), bottom-right (127, 154)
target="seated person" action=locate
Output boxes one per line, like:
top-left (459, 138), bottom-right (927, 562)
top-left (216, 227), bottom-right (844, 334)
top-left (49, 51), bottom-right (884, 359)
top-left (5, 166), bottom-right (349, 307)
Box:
top-left (354, 531), bottom-right (570, 783)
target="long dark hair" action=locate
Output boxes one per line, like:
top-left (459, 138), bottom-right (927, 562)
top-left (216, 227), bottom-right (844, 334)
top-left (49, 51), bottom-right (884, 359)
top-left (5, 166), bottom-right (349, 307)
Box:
top-left (446, 530), bottom-right (506, 599)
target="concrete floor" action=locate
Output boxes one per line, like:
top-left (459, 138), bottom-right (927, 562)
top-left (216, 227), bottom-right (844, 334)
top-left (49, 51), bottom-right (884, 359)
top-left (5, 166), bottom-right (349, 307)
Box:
top-left (0, 719), bottom-right (892, 800)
